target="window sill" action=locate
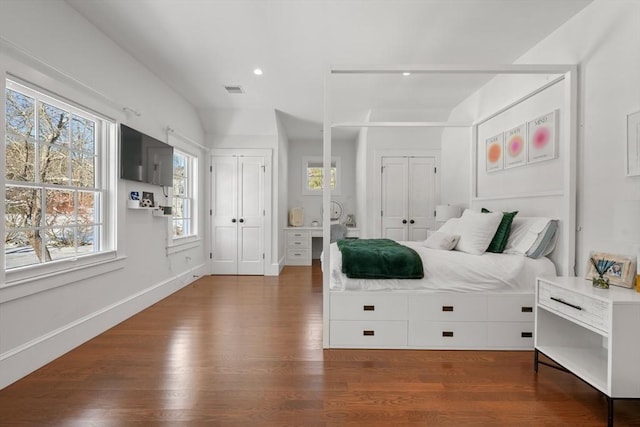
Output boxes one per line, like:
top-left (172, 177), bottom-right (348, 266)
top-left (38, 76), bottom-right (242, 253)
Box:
top-left (1, 252), bottom-right (125, 303)
top-left (166, 237), bottom-right (201, 255)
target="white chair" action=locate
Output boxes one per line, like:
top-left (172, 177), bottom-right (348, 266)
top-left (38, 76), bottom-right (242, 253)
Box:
top-left (330, 223), bottom-right (348, 243)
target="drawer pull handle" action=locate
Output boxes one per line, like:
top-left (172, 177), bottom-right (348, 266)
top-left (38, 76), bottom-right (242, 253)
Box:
top-left (521, 306), bottom-right (533, 313)
top-left (363, 305), bottom-right (375, 311)
top-left (442, 306), bottom-right (454, 312)
top-left (442, 331), bottom-right (454, 337)
top-left (363, 330), bottom-right (375, 336)
top-left (521, 332), bottom-right (533, 338)
top-left (550, 296), bottom-right (582, 311)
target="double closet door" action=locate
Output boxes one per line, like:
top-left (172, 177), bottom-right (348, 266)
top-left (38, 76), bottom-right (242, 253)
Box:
top-left (381, 156), bottom-right (436, 241)
top-left (211, 153), bottom-right (265, 275)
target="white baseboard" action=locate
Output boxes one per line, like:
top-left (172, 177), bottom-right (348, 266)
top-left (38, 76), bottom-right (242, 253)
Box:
top-left (0, 263), bottom-right (206, 390)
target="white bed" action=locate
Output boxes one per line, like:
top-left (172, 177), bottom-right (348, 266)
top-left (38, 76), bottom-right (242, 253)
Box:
top-left (328, 241), bottom-right (556, 292)
top-left (325, 215), bottom-right (560, 350)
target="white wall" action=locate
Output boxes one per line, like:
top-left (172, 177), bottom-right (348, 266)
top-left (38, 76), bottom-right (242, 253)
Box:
top-left (0, 0), bottom-right (207, 389)
top-left (442, 0), bottom-right (640, 275)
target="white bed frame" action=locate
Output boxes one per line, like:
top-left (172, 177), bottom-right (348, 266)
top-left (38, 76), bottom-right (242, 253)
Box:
top-left (321, 64), bottom-right (577, 350)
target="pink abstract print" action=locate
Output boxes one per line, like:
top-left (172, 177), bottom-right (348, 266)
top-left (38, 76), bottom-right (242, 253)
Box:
top-left (508, 135), bottom-right (523, 156)
top-left (504, 123), bottom-right (525, 168)
top-left (527, 110), bottom-right (557, 163)
top-left (532, 126), bottom-right (550, 149)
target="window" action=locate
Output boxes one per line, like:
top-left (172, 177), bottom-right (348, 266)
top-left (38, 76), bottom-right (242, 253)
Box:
top-left (303, 156), bottom-right (340, 195)
top-left (172, 149), bottom-right (197, 239)
top-left (4, 79), bottom-right (114, 275)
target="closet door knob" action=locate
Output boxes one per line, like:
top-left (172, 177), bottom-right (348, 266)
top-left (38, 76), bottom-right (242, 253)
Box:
top-left (231, 218), bottom-right (237, 223)
top-left (239, 218), bottom-right (244, 223)
top-left (402, 219), bottom-right (407, 224)
top-left (409, 219), bottom-right (415, 224)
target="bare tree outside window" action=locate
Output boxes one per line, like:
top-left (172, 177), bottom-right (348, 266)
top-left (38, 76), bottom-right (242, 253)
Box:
top-left (5, 81), bottom-right (103, 270)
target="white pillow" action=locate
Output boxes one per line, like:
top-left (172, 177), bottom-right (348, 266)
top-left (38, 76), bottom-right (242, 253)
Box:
top-left (423, 232), bottom-right (460, 250)
top-left (454, 209), bottom-right (503, 255)
top-left (438, 218), bottom-right (460, 234)
top-left (505, 217), bottom-right (558, 255)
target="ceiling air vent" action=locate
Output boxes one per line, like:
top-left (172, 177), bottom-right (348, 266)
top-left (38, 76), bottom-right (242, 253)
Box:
top-left (224, 85), bottom-right (245, 94)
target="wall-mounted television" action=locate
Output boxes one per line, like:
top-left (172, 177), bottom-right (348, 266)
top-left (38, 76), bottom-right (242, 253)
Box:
top-left (119, 124), bottom-right (173, 187)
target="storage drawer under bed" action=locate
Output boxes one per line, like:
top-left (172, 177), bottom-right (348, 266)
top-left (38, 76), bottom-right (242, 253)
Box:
top-left (330, 320), bottom-right (408, 347)
top-left (330, 293), bottom-right (408, 321)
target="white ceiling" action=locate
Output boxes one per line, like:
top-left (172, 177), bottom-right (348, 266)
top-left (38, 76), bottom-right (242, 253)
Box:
top-left (65, 0), bottom-right (592, 141)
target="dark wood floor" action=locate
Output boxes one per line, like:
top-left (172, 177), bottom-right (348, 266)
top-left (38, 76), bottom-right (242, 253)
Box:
top-left (1, 262), bottom-right (639, 426)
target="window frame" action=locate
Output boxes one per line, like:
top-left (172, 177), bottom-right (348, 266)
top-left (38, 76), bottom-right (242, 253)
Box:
top-left (3, 78), bottom-right (117, 286)
top-left (301, 156), bottom-right (341, 196)
top-left (167, 148), bottom-right (198, 252)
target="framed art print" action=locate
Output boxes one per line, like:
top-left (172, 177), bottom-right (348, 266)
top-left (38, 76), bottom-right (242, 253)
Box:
top-left (527, 110), bottom-right (558, 164)
top-left (485, 132), bottom-right (504, 172)
top-left (504, 123), bottom-right (526, 168)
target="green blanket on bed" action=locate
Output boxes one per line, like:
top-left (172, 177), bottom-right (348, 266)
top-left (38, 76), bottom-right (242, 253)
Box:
top-left (336, 238), bottom-right (424, 279)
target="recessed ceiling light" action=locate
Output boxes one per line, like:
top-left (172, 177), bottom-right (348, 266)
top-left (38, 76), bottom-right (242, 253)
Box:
top-left (253, 68), bottom-right (263, 76)
top-left (402, 72), bottom-right (411, 76)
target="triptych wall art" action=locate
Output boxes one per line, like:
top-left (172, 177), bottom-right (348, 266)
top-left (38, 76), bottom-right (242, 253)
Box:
top-left (486, 109), bottom-right (559, 173)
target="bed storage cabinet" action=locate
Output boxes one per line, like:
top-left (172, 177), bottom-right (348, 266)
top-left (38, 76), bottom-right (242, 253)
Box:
top-left (329, 291), bottom-right (535, 350)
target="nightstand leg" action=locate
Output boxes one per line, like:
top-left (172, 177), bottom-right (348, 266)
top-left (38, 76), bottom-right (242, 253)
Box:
top-left (607, 397), bottom-right (613, 427)
top-left (534, 349), bottom-right (539, 373)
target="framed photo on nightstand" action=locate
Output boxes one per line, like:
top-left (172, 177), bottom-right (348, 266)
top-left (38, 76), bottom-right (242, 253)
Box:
top-left (586, 251), bottom-right (636, 288)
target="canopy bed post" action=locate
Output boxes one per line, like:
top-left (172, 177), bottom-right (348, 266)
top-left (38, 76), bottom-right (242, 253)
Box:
top-left (322, 66), bottom-right (332, 348)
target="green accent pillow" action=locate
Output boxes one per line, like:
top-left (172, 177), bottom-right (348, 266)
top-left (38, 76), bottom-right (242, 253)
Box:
top-left (481, 208), bottom-right (518, 253)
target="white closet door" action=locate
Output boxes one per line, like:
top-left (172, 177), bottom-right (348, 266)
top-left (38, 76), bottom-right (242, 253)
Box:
top-left (210, 154), bottom-right (265, 275)
top-left (408, 157), bottom-right (436, 241)
top-left (381, 157), bottom-right (409, 241)
top-left (211, 156), bottom-right (239, 274)
top-left (237, 156), bottom-right (264, 275)
top-left (381, 156), bottom-right (436, 242)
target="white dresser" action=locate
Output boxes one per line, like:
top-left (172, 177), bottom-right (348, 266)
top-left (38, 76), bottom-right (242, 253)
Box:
top-left (534, 276), bottom-right (640, 427)
top-left (284, 226), bottom-right (359, 266)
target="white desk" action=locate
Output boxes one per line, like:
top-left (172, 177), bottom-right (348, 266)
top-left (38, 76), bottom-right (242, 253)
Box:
top-left (284, 226), bottom-right (359, 266)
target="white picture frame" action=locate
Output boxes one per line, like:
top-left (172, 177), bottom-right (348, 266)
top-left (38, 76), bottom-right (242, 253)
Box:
top-left (527, 110), bottom-right (558, 164)
top-left (504, 123), bottom-right (526, 168)
top-left (485, 132), bottom-right (504, 172)
top-left (626, 110), bottom-right (640, 176)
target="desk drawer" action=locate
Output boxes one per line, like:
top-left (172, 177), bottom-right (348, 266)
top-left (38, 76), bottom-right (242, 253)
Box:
top-left (286, 249), bottom-right (310, 265)
top-left (538, 281), bottom-right (609, 333)
top-left (287, 237), bottom-right (309, 249)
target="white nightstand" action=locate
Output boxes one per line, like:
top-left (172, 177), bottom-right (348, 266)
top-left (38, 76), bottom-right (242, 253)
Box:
top-left (534, 276), bottom-right (640, 427)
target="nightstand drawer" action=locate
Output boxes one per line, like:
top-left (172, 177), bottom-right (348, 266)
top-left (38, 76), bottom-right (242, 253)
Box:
top-left (538, 281), bottom-right (609, 332)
